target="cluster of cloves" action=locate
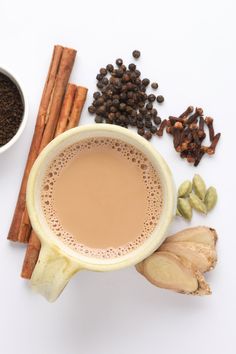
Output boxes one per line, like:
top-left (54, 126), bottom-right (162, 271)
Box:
top-left (166, 106), bottom-right (221, 166)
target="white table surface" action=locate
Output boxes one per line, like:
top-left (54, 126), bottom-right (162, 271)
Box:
top-left (0, 1), bottom-right (235, 353)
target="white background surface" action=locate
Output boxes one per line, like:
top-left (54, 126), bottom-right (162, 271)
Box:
top-left (0, 1), bottom-right (235, 353)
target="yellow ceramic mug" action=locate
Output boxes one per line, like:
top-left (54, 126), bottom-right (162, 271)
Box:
top-left (27, 124), bottom-right (176, 302)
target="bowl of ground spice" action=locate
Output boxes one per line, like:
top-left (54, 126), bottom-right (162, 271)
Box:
top-left (0, 67), bottom-right (28, 153)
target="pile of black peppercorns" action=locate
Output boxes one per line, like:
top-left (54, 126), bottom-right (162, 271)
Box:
top-left (88, 50), bottom-right (165, 140)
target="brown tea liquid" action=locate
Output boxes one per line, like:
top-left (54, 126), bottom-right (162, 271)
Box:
top-left (41, 138), bottom-right (163, 259)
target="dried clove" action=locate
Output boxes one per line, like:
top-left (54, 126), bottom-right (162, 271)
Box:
top-left (178, 105), bottom-right (194, 119)
top-left (205, 117), bottom-right (215, 142)
top-left (194, 150), bottom-right (205, 167)
top-left (157, 119), bottom-right (167, 136)
top-left (166, 106), bottom-right (221, 166)
top-left (207, 133), bottom-right (221, 155)
top-left (186, 107), bottom-right (203, 125)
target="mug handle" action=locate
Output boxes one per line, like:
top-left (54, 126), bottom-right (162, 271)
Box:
top-left (31, 242), bottom-right (81, 302)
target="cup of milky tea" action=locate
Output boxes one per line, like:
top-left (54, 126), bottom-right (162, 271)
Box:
top-left (0, 67), bottom-right (28, 153)
top-left (27, 124), bottom-right (176, 301)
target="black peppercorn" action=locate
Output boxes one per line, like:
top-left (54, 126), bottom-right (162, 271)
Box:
top-left (110, 106), bottom-right (117, 113)
top-left (126, 105), bottom-right (133, 113)
top-left (93, 91), bottom-right (101, 99)
top-left (122, 73), bottom-right (130, 82)
top-left (88, 105), bottom-right (96, 114)
top-left (97, 106), bottom-right (106, 115)
top-left (102, 77), bottom-right (109, 85)
top-left (96, 74), bottom-right (104, 81)
top-left (124, 117), bottom-right (129, 125)
top-left (97, 82), bottom-right (104, 89)
top-left (106, 99), bottom-right (112, 108)
top-left (127, 98), bottom-right (135, 107)
top-left (142, 78), bottom-right (150, 87)
top-left (154, 116), bottom-right (162, 125)
top-left (138, 128), bottom-right (145, 136)
top-left (120, 64), bottom-right (127, 71)
top-left (119, 103), bottom-right (126, 111)
top-left (135, 78), bottom-right (141, 85)
top-left (150, 125), bottom-right (157, 134)
top-left (138, 102), bottom-right (145, 108)
top-left (126, 82), bottom-right (133, 90)
top-left (151, 82), bottom-right (158, 89)
top-left (145, 120), bottom-right (152, 129)
top-left (128, 63), bottom-right (136, 71)
top-left (148, 94), bottom-right (156, 102)
top-left (100, 68), bottom-right (107, 75)
top-left (93, 100), bottom-right (100, 107)
top-left (120, 92), bottom-right (127, 101)
top-left (108, 112), bottom-right (115, 120)
top-left (146, 102), bottom-right (153, 110)
top-left (136, 114), bottom-right (143, 122)
top-left (140, 92), bottom-right (147, 100)
top-left (114, 81), bottom-right (122, 91)
top-left (115, 69), bottom-right (123, 78)
top-left (135, 69), bottom-right (141, 77)
top-left (106, 64), bottom-right (114, 72)
top-left (116, 58), bottom-right (123, 66)
top-left (127, 91), bottom-right (134, 99)
top-left (115, 112), bottom-right (121, 118)
top-left (151, 108), bottom-right (158, 116)
top-left (95, 116), bottom-right (104, 123)
top-left (156, 95), bottom-right (164, 103)
top-left (132, 50), bottom-right (141, 59)
top-left (96, 97), bottom-right (104, 106)
top-left (130, 118), bottom-right (137, 126)
top-left (139, 107), bottom-right (147, 115)
top-left (112, 98), bottom-right (120, 107)
top-left (129, 72), bottom-right (136, 83)
top-left (144, 131), bottom-right (152, 140)
top-left (140, 85), bottom-right (146, 92)
top-left (137, 121), bottom-right (144, 129)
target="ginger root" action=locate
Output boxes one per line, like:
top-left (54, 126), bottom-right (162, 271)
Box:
top-left (141, 251), bottom-right (211, 295)
top-left (165, 226), bottom-right (217, 248)
top-left (159, 241), bottom-right (217, 273)
top-left (136, 226), bottom-right (217, 296)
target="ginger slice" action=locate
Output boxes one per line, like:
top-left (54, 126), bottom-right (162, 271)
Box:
top-left (142, 251), bottom-right (211, 295)
top-left (165, 226), bottom-right (217, 248)
top-left (159, 241), bottom-right (217, 273)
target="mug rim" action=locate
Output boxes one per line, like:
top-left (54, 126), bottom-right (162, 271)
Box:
top-left (27, 124), bottom-right (176, 271)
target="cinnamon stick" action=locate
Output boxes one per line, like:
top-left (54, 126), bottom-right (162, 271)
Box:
top-left (13, 46), bottom-right (77, 243)
top-left (21, 231), bottom-right (41, 279)
top-left (39, 48), bottom-right (77, 151)
top-left (55, 84), bottom-right (77, 136)
top-left (66, 86), bottom-right (88, 129)
top-left (7, 45), bottom-right (64, 242)
top-left (21, 84), bottom-right (88, 279)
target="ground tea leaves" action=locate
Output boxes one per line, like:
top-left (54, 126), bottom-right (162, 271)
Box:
top-left (0, 73), bottom-right (24, 147)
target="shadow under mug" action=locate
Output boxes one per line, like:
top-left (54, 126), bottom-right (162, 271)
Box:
top-left (27, 124), bottom-right (176, 301)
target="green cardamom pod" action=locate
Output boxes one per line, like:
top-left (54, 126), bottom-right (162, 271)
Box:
top-left (205, 186), bottom-right (218, 211)
top-left (178, 180), bottom-right (192, 198)
top-left (192, 174), bottom-right (206, 200)
top-left (177, 198), bottom-right (192, 220)
top-left (189, 192), bottom-right (207, 214)
top-left (176, 208), bottom-right (182, 217)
